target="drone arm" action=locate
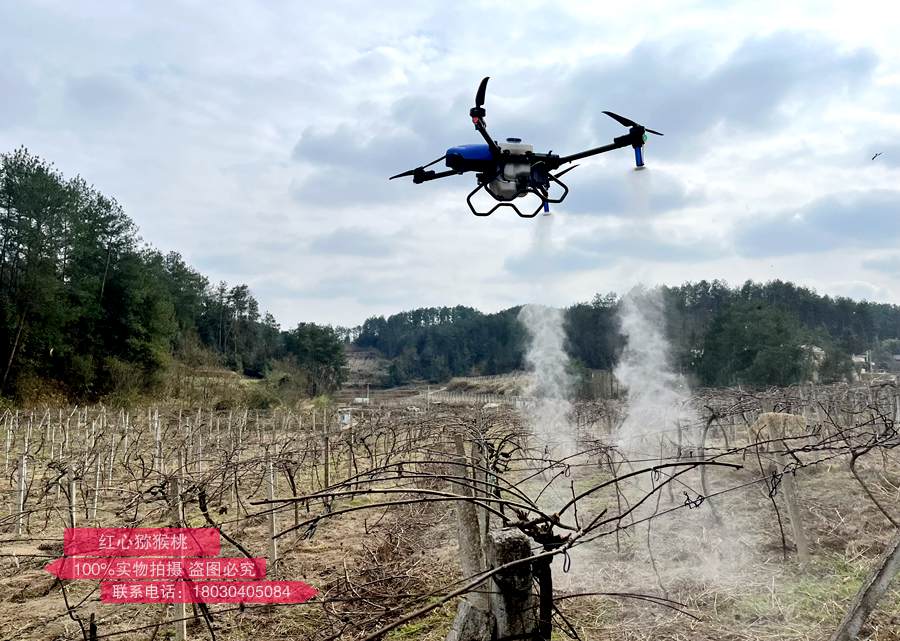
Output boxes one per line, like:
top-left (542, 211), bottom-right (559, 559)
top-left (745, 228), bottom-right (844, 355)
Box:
top-left (472, 117), bottom-right (501, 155)
top-left (555, 134), bottom-right (632, 166)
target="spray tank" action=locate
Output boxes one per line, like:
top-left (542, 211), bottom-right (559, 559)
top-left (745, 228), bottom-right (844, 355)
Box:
top-left (486, 138), bottom-right (534, 202)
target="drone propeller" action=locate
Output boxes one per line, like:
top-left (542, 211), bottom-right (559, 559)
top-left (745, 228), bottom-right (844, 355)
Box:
top-left (389, 154), bottom-right (446, 181)
top-left (468, 77), bottom-right (501, 155)
top-left (388, 168), bottom-right (419, 180)
top-left (602, 111), bottom-right (663, 136)
top-left (553, 164), bottom-right (579, 179)
top-left (601, 111), bottom-right (662, 168)
top-left (475, 77), bottom-right (489, 109)
top-left (471, 77), bottom-right (489, 122)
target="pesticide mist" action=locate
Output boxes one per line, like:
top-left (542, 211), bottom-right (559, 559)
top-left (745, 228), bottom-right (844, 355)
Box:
top-left (518, 304), bottom-right (576, 457)
top-left (604, 286), bottom-right (750, 592)
top-left (615, 287), bottom-right (697, 457)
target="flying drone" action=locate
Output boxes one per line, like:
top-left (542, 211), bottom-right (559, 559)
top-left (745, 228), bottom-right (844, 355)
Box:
top-left (389, 77), bottom-right (663, 218)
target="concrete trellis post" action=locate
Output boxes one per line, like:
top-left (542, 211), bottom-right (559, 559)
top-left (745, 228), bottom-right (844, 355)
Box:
top-left (323, 409), bottom-right (331, 490)
top-left (172, 449), bottom-right (187, 641)
top-left (91, 457), bottom-right (102, 522)
top-left (122, 412), bottom-right (130, 466)
top-left (771, 414), bottom-right (810, 565)
top-left (197, 426), bottom-right (203, 475)
top-left (108, 436), bottom-right (116, 488)
top-left (154, 408), bottom-right (163, 474)
top-left (48, 410), bottom-right (57, 459)
top-left (233, 418), bottom-right (242, 515)
top-left (266, 455), bottom-right (278, 573)
top-left (68, 464), bottom-right (77, 529)
top-left (4, 411), bottom-right (11, 475)
top-left (16, 450), bottom-right (27, 535)
top-left (446, 434), bottom-right (490, 640)
top-left (487, 529), bottom-right (537, 638)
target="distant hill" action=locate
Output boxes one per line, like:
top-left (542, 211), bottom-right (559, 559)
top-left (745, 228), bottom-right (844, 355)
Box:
top-left (351, 281), bottom-right (900, 388)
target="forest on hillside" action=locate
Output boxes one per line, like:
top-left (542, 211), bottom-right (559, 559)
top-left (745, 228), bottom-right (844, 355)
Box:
top-left (0, 148), bottom-right (346, 402)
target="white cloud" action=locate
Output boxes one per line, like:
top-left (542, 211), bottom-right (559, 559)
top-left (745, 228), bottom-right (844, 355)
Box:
top-left (2, 1), bottom-right (900, 326)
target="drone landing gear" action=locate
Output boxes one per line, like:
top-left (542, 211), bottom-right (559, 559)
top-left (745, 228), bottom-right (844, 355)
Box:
top-left (466, 173), bottom-right (570, 218)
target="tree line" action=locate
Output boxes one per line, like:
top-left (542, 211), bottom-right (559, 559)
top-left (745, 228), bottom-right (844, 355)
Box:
top-left (4, 147), bottom-right (898, 399)
top-left (0, 148), bottom-right (345, 402)
top-left (354, 281), bottom-right (900, 388)
top-left (355, 306), bottom-right (525, 385)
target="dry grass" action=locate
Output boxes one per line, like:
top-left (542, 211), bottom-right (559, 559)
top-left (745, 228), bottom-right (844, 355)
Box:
top-left (551, 453), bottom-right (900, 641)
top-left (445, 373), bottom-right (529, 396)
top-left (1, 393), bottom-right (899, 640)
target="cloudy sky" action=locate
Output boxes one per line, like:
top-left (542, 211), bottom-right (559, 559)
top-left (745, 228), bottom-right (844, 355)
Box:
top-left (3, 1), bottom-right (900, 327)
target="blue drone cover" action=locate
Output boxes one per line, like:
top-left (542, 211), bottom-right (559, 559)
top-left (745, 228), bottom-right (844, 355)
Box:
top-left (445, 144), bottom-right (493, 162)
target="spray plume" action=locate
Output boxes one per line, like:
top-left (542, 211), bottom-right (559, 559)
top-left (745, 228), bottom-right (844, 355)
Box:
top-left (518, 304), bottom-right (575, 458)
top-left (614, 286), bottom-right (697, 456)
